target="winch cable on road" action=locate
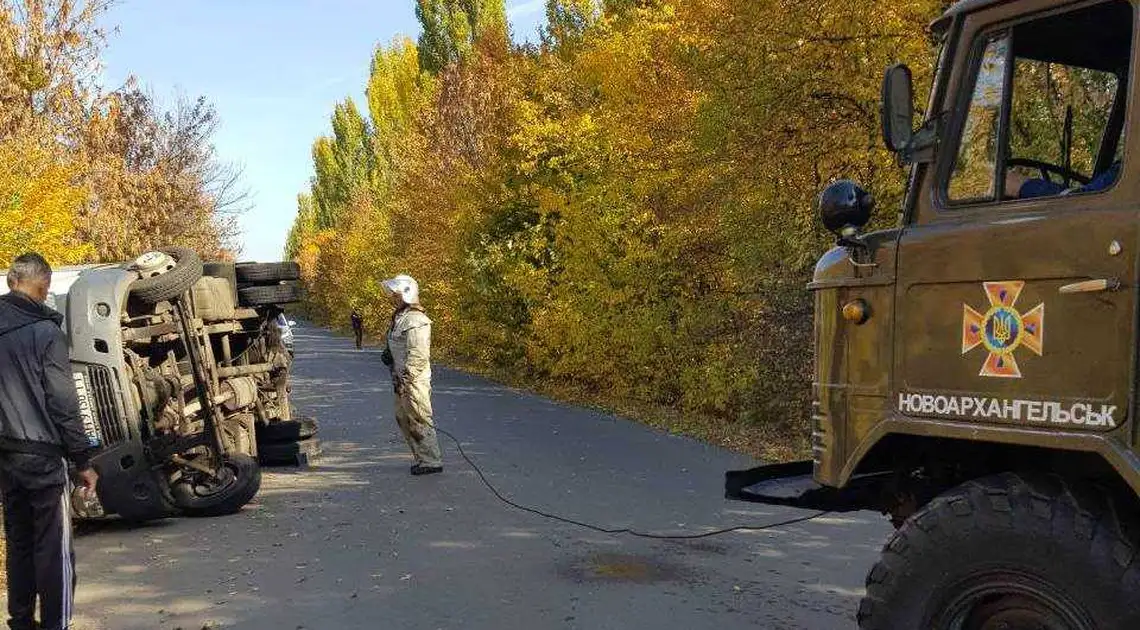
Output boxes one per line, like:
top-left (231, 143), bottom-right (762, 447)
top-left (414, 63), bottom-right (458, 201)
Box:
top-left (436, 427), bottom-right (831, 540)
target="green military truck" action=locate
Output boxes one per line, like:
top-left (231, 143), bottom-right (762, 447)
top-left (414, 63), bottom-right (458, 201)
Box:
top-left (726, 0), bottom-right (1140, 627)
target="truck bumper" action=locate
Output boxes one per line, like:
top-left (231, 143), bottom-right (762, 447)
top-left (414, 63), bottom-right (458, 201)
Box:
top-left (90, 441), bottom-right (177, 521)
top-left (724, 460), bottom-right (889, 513)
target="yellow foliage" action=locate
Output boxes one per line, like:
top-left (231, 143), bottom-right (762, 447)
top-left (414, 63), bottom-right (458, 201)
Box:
top-left (290, 0), bottom-right (947, 454)
top-left (0, 132), bottom-right (92, 265)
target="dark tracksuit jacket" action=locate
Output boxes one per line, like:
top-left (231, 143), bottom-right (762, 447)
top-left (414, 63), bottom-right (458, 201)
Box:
top-left (0, 291), bottom-right (96, 630)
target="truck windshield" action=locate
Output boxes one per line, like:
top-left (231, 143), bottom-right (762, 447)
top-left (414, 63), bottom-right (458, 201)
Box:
top-left (946, 0), bottom-right (1132, 204)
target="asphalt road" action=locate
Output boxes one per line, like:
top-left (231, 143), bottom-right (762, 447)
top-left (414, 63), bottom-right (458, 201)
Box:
top-left (65, 324), bottom-right (891, 629)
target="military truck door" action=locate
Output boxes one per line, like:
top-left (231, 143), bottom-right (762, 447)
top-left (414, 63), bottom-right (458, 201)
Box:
top-left (894, 0), bottom-right (1138, 434)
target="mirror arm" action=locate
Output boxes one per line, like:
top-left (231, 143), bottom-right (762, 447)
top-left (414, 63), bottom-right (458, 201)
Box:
top-left (900, 116), bottom-right (942, 164)
top-left (839, 236), bottom-right (879, 269)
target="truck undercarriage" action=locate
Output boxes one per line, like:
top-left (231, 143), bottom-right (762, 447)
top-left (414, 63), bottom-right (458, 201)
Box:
top-left (60, 247), bottom-right (305, 520)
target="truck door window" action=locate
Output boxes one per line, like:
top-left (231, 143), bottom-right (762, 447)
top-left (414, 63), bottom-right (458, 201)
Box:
top-left (948, 36), bottom-right (1010, 202)
top-left (945, 0), bottom-right (1133, 206)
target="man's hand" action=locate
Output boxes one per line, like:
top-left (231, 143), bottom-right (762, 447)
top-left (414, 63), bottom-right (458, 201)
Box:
top-left (392, 373), bottom-right (404, 396)
top-left (76, 467), bottom-right (99, 492)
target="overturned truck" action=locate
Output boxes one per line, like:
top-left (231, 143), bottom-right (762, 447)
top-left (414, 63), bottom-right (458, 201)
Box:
top-left (9, 247), bottom-right (310, 521)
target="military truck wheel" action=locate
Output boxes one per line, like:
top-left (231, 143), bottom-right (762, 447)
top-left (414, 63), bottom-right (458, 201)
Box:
top-left (237, 282), bottom-right (303, 306)
top-left (858, 473), bottom-right (1140, 630)
top-left (129, 247), bottom-right (203, 305)
top-left (170, 454), bottom-right (261, 517)
top-left (235, 262), bottom-right (300, 283)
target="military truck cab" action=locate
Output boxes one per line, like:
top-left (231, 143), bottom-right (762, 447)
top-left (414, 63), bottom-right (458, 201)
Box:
top-left (727, 0), bottom-right (1140, 627)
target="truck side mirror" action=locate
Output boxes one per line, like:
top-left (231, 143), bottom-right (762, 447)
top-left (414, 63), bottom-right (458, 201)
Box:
top-left (881, 64), bottom-right (915, 153)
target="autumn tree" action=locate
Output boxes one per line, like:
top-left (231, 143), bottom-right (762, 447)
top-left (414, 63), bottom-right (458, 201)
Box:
top-left (288, 0), bottom-right (947, 455)
top-left (415, 0), bottom-right (508, 73)
top-left (0, 0), bottom-right (246, 265)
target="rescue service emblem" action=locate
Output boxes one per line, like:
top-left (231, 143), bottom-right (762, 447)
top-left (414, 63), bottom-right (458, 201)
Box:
top-left (962, 281), bottom-right (1044, 378)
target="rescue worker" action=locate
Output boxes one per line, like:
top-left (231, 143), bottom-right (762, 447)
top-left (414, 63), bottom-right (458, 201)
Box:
top-left (351, 309), bottom-right (364, 350)
top-left (0, 253), bottom-right (99, 630)
top-left (380, 275), bottom-right (443, 475)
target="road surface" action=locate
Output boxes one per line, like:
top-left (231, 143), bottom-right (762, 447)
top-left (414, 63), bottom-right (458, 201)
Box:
top-left (65, 324), bottom-right (890, 629)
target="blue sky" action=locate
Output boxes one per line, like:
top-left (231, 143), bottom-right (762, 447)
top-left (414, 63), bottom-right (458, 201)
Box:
top-left (99, 0), bottom-right (548, 262)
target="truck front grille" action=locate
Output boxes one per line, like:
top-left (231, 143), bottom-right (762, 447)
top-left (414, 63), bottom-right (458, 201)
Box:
top-left (810, 399), bottom-right (827, 467)
top-left (84, 365), bottom-right (128, 446)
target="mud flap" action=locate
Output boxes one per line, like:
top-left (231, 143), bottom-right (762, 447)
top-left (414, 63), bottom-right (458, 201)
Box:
top-left (725, 460), bottom-right (890, 513)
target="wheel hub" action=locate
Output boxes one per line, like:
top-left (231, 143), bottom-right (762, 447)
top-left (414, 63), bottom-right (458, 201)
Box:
top-left (970, 596), bottom-right (1070, 630)
top-left (133, 251), bottom-right (176, 278)
top-left (937, 574), bottom-right (1095, 630)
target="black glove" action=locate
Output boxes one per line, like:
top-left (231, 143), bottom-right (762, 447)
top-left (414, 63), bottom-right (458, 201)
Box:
top-left (381, 346), bottom-right (394, 367)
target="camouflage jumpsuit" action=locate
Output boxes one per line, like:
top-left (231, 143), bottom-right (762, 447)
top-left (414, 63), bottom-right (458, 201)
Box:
top-left (387, 306), bottom-right (442, 468)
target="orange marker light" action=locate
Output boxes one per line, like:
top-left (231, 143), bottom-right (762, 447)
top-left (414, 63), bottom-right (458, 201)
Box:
top-left (842, 299), bottom-right (870, 324)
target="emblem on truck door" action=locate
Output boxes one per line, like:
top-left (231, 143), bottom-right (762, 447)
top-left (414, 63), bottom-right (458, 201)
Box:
top-left (962, 281), bottom-right (1044, 378)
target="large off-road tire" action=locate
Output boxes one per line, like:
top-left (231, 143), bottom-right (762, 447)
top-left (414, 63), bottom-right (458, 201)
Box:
top-left (129, 247), bottom-right (203, 305)
top-left (858, 472), bottom-right (1140, 630)
top-left (235, 262), bottom-right (300, 284)
top-left (237, 282), bottom-right (303, 306)
top-left (256, 417), bottom-right (318, 444)
top-left (170, 454), bottom-right (262, 517)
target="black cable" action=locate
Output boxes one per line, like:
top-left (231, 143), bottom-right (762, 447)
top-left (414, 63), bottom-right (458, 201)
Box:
top-left (435, 427), bottom-right (831, 540)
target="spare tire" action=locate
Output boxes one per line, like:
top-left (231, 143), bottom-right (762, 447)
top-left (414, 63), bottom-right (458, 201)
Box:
top-left (257, 417), bottom-right (318, 443)
top-left (238, 283), bottom-right (303, 306)
top-left (236, 262), bottom-right (301, 284)
top-left (129, 247), bottom-right (203, 305)
top-left (259, 437), bottom-right (321, 467)
top-left (171, 454), bottom-right (261, 517)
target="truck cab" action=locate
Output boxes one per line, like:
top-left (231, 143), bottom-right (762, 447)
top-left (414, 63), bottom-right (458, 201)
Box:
top-left (727, 1), bottom-right (1140, 627)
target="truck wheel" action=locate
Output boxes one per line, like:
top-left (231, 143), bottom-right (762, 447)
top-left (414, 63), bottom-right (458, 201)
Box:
top-left (129, 247), bottom-right (203, 305)
top-left (256, 417), bottom-right (318, 443)
top-left (259, 437), bottom-right (321, 467)
top-left (171, 454), bottom-right (261, 517)
top-left (237, 282), bottom-right (303, 306)
top-left (858, 472), bottom-right (1140, 630)
top-left (235, 262), bottom-right (300, 283)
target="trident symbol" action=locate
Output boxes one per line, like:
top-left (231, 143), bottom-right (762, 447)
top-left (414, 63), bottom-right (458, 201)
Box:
top-left (992, 312), bottom-right (1012, 346)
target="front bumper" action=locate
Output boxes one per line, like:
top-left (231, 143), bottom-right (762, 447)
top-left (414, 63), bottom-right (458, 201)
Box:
top-left (89, 441), bottom-right (177, 521)
top-left (725, 460), bottom-right (889, 513)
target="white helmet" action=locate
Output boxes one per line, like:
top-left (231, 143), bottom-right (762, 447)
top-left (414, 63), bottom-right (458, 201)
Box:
top-left (382, 274), bottom-right (419, 305)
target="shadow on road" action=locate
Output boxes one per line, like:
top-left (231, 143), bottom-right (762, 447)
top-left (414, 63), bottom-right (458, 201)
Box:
top-left (53, 323), bottom-right (891, 630)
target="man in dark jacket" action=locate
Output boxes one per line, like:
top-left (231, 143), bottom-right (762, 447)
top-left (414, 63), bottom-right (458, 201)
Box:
top-left (351, 309), bottom-right (364, 350)
top-left (0, 253), bottom-right (98, 630)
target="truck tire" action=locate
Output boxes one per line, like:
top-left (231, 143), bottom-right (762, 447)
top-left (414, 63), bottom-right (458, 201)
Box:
top-left (237, 283), bottom-right (303, 306)
top-left (858, 472), bottom-right (1140, 630)
top-left (256, 417), bottom-right (318, 444)
top-left (129, 247), bottom-right (203, 305)
top-left (171, 454), bottom-right (261, 517)
top-left (259, 437), bottom-right (321, 467)
top-left (235, 262), bottom-right (300, 284)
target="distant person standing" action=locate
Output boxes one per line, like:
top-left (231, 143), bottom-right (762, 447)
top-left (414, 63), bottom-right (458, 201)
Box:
top-left (0, 253), bottom-right (99, 630)
top-left (351, 308), bottom-right (364, 350)
top-left (380, 275), bottom-right (442, 475)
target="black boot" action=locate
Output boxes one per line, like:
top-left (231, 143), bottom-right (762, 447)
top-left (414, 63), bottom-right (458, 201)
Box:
top-left (410, 464), bottom-right (443, 476)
